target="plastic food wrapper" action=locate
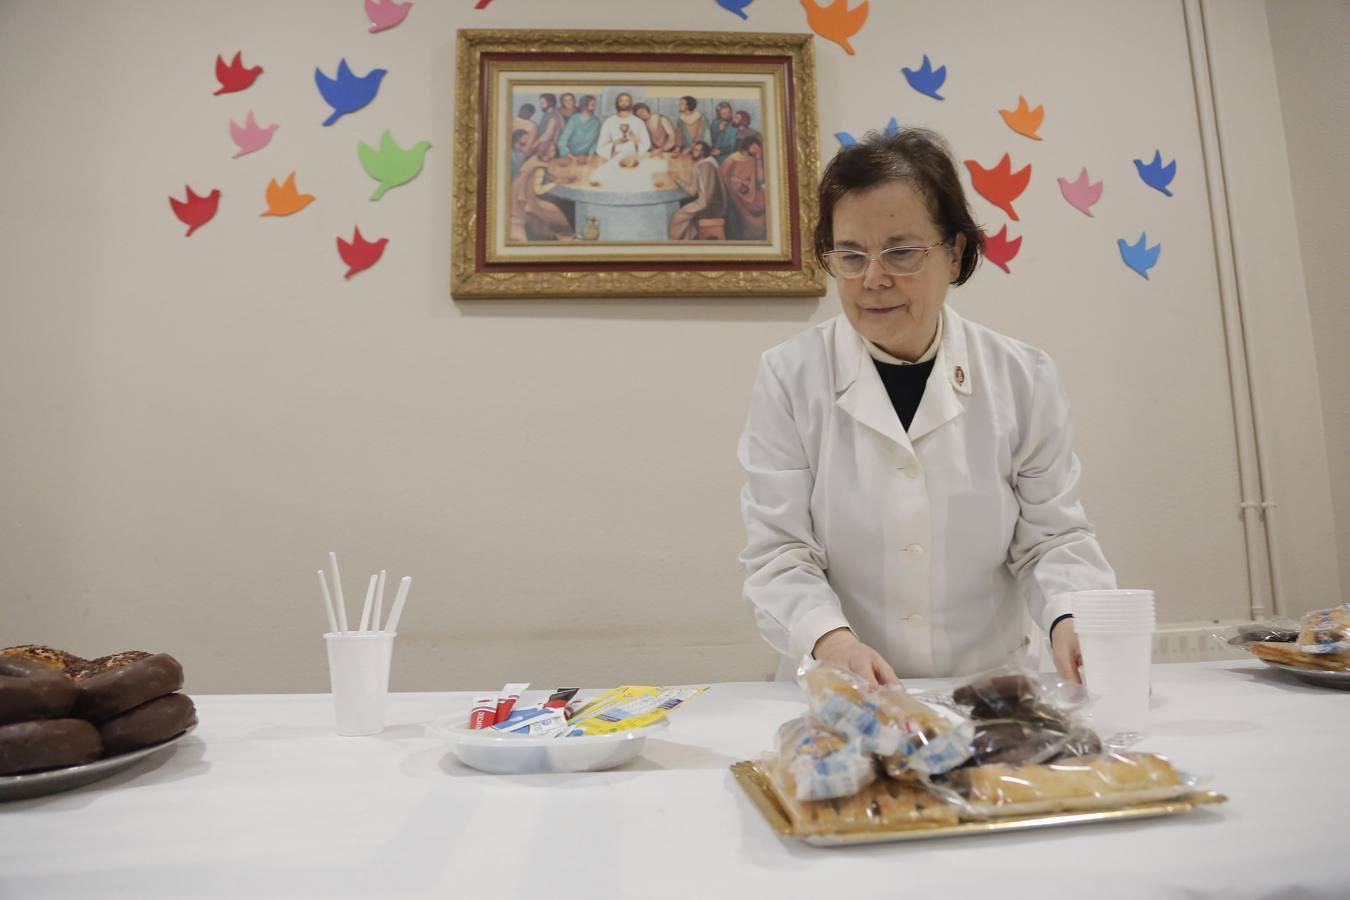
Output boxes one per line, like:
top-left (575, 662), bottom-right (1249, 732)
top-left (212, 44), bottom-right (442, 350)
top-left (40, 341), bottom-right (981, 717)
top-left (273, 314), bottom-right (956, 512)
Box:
top-left (769, 716), bottom-right (876, 801)
top-left (1298, 606), bottom-right (1350, 655)
top-left (870, 685), bottom-right (973, 779)
top-left (767, 751), bottom-right (960, 833)
top-left (1212, 619), bottom-right (1301, 648)
top-left (944, 751), bottom-right (1193, 818)
top-left (561, 685), bottom-right (706, 737)
top-left (947, 667), bottom-right (1089, 731)
top-left (796, 661), bottom-right (904, 755)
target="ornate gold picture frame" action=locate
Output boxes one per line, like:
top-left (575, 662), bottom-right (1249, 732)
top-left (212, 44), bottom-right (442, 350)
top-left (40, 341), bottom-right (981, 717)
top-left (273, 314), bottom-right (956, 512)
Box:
top-left (451, 29), bottom-right (825, 299)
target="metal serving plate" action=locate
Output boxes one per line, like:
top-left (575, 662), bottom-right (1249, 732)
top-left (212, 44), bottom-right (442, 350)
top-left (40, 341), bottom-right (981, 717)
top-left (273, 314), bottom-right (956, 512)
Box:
top-left (731, 760), bottom-right (1227, 846)
top-left (1258, 659), bottom-right (1350, 690)
top-left (0, 725), bottom-right (196, 803)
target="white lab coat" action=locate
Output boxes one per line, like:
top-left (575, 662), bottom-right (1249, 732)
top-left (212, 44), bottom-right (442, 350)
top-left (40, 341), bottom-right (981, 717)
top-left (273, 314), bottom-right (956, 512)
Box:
top-left (738, 306), bottom-right (1116, 680)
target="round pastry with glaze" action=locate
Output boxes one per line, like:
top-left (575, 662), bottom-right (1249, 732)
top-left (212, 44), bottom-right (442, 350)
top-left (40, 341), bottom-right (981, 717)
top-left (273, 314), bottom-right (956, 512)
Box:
top-left (0, 657), bottom-right (77, 726)
top-left (74, 653), bottom-right (185, 722)
top-left (97, 693), bottom-right (197, 756)
top-left (0, 718), bottom-right (101, 775)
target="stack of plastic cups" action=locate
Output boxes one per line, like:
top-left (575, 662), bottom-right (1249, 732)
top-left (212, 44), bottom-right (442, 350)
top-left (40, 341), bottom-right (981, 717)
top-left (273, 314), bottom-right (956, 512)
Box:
top-left (1070, 589), bottom-right (1156, 742)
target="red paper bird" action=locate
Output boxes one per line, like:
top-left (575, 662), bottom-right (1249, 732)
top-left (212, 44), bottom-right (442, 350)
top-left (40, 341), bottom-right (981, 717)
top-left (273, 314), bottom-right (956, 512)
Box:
top-left (214, 51), bottom-right (263, 96)
top-left (801, 0), bottom-right (869, 55)
top-left (337, 227), bottom-right (388, 279)
top-left (474, 0), bottom-right (494, 7)
top-left (983, 225), bottom-right (1022, 273)
top-left (964, 153), bottom-right (1032, 221)
top-left (168, 186), bottom-right (221, 237)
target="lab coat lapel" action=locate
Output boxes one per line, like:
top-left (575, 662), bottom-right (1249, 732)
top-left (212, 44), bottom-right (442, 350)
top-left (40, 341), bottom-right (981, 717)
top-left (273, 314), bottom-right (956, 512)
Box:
top-left (832, 315), bottom-right (911, 449)
top-left (906, 306), bottom-right (972, 443)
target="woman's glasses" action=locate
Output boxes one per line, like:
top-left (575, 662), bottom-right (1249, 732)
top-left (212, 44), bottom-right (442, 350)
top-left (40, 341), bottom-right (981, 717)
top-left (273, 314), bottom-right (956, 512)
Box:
top-left (822, 240), bottom-right (946, 279)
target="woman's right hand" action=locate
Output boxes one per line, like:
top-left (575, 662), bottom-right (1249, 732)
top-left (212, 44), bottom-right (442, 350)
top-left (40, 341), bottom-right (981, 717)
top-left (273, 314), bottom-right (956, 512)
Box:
top-left (811, 628), bottom-right (899, 689)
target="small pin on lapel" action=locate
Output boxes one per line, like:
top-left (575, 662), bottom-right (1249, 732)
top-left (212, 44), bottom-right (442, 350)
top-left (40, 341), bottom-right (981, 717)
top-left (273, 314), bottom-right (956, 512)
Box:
top-left (954, 366), bottom-right (966, 386)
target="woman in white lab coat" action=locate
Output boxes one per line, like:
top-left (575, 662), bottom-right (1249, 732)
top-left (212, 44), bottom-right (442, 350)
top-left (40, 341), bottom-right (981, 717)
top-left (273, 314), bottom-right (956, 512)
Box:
top-left (738, 129), bottom-right (1116, 686)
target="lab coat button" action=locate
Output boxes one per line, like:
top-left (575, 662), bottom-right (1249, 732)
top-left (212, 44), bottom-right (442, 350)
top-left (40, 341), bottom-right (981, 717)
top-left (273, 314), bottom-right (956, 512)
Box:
top-left (907, 543), bottom-right (925, 557)
top-left (908, 614), bottom-right (926, 625)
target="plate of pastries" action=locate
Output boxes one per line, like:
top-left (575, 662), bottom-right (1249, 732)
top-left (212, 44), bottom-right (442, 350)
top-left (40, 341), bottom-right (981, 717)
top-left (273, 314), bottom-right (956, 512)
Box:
top-left (733, 664), bottom-right (1225, 846)
top-left (0, 644), bottom-right (197, 801)
top-left (1227, 606), bottom-right (1350, 689)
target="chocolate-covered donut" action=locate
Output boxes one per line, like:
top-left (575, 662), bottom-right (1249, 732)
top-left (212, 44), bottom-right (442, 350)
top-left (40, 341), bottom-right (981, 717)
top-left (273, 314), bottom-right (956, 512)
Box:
top-left (0, 718), bottom-right (101, 775)
top-left (74, 653), bottom-right (184, 722)
top-left (953, 673), bottom-right (1040, 713)
top-left (0, 657), bottom-right (77, 726)
top-left (98, 693), bottom-right (196, 756)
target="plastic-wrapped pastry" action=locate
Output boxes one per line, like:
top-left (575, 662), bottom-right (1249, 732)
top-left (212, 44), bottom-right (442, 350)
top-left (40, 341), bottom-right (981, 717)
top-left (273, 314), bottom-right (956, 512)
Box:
top-left (772, 769), bottom-right (961, 834)
top-left (1297, 606), bottom-right (1350, 655)
top-left (797, 663), bottom-right (902, 755)
top-left (872, 685), bottom-right (973, 778)
top-left (948, 752), bottom-right (1186, 817)
top-left (771, 716), bottom-right (875, 801)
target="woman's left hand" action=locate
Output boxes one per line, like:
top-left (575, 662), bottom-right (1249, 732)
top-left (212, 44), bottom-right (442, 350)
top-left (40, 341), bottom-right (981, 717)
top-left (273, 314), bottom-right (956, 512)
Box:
top-left (1050, 618), bottom-right (1083, 684)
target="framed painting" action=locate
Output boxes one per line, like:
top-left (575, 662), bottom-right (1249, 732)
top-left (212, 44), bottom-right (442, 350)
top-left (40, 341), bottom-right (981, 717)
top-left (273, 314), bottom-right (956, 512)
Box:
top-left (451, 29), bottom-right (825, 299)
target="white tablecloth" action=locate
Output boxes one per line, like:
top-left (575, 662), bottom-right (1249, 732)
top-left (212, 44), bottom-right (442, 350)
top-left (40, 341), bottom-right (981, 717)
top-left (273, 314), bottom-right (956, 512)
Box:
top-left (1, 660), bottom-right (1346, 899)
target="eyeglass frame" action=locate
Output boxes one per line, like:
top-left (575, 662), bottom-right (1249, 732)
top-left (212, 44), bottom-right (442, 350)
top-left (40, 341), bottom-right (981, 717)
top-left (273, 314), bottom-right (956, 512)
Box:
top-left (821, 240), bottom-right (949, 279)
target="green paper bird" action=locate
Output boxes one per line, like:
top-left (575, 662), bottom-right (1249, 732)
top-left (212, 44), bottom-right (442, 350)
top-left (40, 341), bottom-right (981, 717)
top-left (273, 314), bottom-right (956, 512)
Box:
top-left (358, 130), bottom-right (431, 200)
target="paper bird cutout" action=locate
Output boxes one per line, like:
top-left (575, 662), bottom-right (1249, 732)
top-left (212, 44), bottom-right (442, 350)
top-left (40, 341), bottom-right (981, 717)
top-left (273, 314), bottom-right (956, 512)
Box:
top-left (338, 227), bottom-right (388, 279)
top-left (902, 54), bottom-right (946, 100)
top-left (260, 172), bottom-right (315, 217)
top-left (358, 130), bottom-right (431, 201)
top-left (1134, 150), bottom-right (1176, 197)
top-left (1058, 168), bottom-right (1103, 217)
top-left (214, 51), bottom-right (262, 96)
top-left (984, 225), bottom-right (1022, 273)
top-left (835, 117), bottom-right (900, 147)
top-left (964, 154), bottom-right (1031, 221)
top-left (802, 0), bottom-right (869, 55)
top-left (229, 111), bottom-right (278, 159)
top-left (999, 96), bottom-right (1043, 140)
top-left (717, 0), bottom-right (754, 18)
top-left (474, 0), bottom-right (493, 7)
top-left (366, 0), bottom-right (412, 33)
top-left (1118, 232), bottom-right (1161, 279)
top-left (315, 59), bottom-right (387, 127)
top-left (169, 186), bottom-right (220, 237)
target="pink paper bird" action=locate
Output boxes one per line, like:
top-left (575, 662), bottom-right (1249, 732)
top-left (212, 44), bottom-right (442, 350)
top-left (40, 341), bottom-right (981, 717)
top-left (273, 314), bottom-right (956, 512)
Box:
top-left (229, 111), bottom-right (279, 159)
top-left (365, 0), bottom-right (413, 32)
top-left (1057, 167), bottom-right (1103, 217)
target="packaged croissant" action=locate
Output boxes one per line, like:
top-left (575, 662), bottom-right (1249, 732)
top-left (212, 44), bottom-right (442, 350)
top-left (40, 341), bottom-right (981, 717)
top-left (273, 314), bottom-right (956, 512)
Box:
top-left (945, 751), bottom-right (1192, 818)
top-left (796, 661), bottom-right (903, 756)
top-left (871, 685), bottom-right (973, 779)
top-left (770, 716), bottom-right (876, 801)
top-left (1297, 605), bottom-right (1350, 655)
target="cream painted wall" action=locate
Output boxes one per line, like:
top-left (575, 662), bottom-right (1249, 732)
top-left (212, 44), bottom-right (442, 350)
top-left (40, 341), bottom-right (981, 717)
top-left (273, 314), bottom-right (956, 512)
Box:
top-left (0, 0), bottom-right (1338, 692)
top-left (1266, 0), bottom-right (1350, 606)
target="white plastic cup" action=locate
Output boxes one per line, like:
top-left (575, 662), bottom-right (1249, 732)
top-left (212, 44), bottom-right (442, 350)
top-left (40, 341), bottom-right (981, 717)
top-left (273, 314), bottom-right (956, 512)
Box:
top-left (1077, 626), bottom-right (1153, 738)
top-left (324, 632), bottom-right (395, 736)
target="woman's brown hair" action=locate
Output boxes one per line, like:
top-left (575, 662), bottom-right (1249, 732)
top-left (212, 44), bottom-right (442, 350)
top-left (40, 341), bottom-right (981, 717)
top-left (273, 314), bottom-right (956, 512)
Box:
top-left (813, 128), bottom-right (985, 286)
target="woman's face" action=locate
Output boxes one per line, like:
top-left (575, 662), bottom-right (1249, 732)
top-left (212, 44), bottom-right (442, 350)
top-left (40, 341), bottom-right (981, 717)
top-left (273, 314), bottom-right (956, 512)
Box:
top-left (831, 180), bottom-right (963, 361)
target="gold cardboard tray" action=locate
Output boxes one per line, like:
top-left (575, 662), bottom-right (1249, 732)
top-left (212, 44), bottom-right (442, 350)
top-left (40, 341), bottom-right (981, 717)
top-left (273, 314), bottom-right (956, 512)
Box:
top-left (731, 760), bottom-right (1227, 846)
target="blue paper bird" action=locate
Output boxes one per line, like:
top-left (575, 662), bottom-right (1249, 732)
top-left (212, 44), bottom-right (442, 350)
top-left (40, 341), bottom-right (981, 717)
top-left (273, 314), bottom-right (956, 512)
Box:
top-left (715, 0), bottom-right (754, 19)
top-left (315, 59), bottom-right (387, 127)
top-left (1118, 232), bottom-right (1161, 280)
top-left (902, 54), bottom-right (946, 100)
top-left (835, 118), bottom-right (902, 147)
top-left (1134, 150), bottom-right (1176, 197)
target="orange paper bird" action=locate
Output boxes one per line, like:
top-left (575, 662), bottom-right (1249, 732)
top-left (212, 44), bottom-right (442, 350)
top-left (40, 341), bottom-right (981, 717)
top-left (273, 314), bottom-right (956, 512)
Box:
top-left (260, 172), bottom-right (315, 217)
top-left (964, 154), bottom-right (1032, 221)
top-left (998, 96), bottom-right (1043, 141)
top-left (168, 185), bottom-right (221, 236)
top-left (337, 227), bottom-right (388, 279)
top-left (801, 0), bottom-right (869, 55)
